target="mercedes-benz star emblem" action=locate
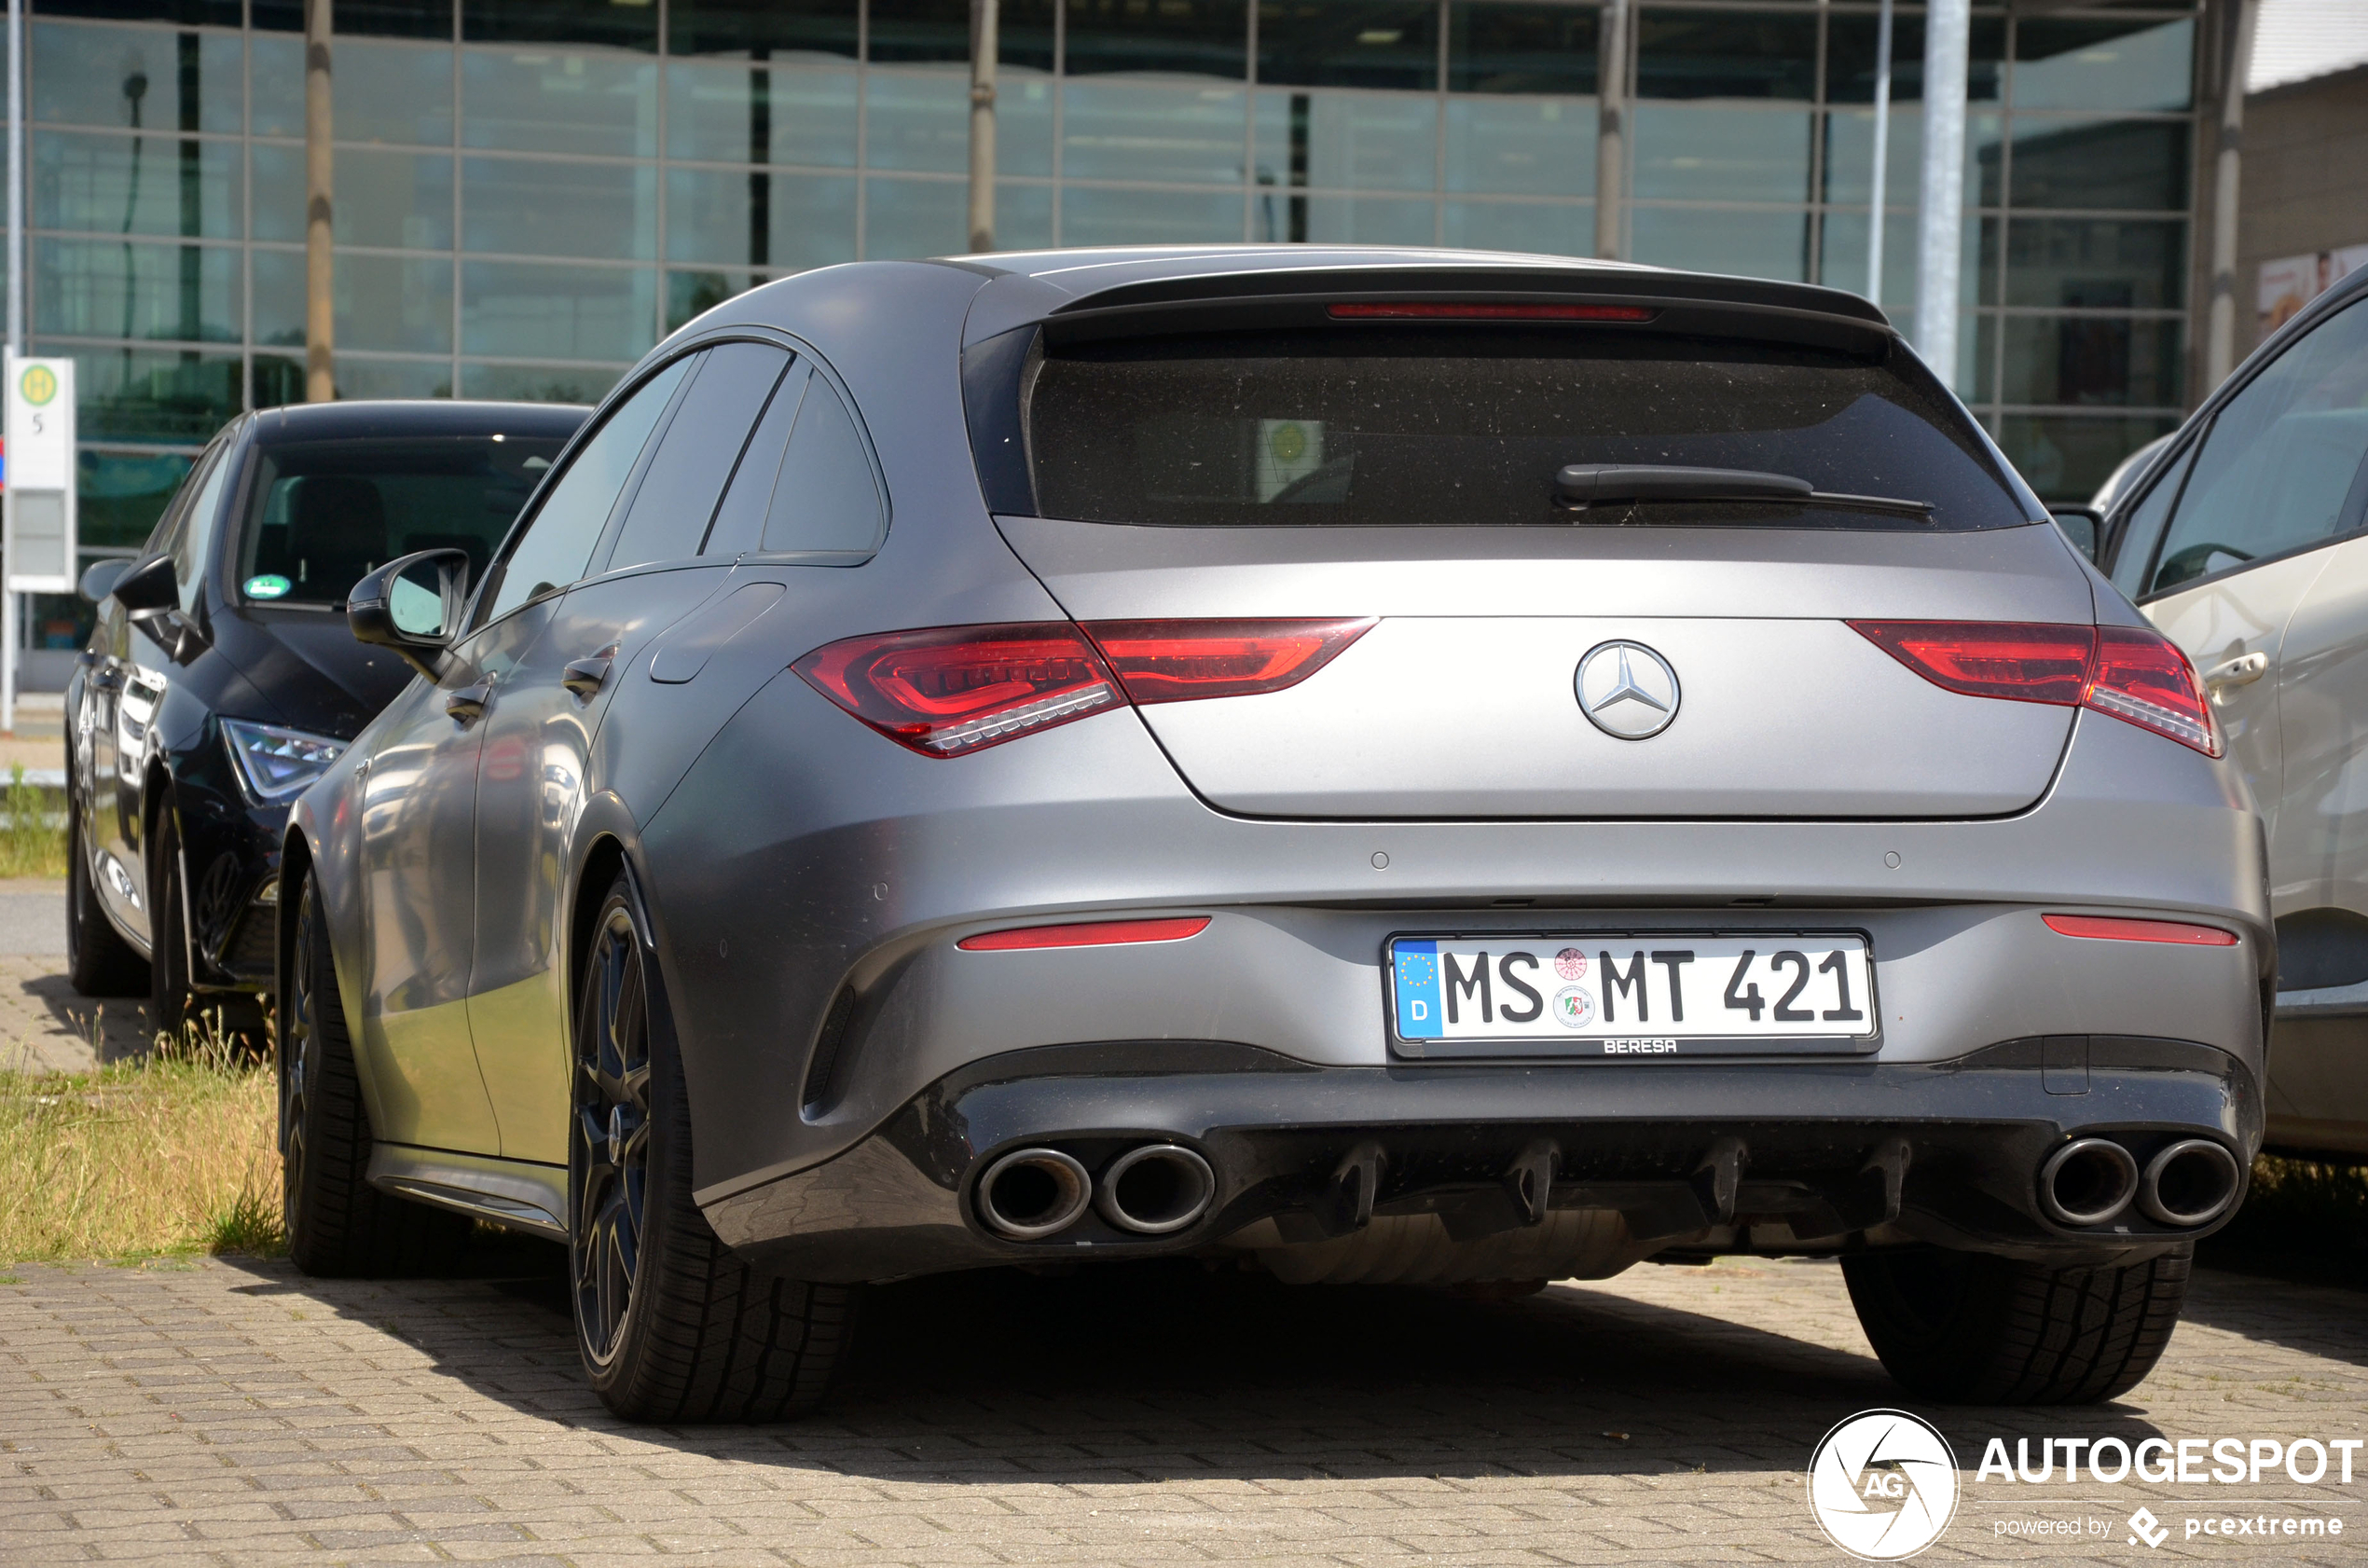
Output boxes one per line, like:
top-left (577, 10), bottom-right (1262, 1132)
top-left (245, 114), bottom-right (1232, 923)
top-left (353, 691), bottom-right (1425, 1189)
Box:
top-left (1576, 640), bottom-right (1682, 740)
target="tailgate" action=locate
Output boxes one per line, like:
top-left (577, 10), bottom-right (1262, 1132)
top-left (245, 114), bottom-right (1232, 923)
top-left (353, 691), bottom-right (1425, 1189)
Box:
top-left (1002, 516), bottom-right (2092, 819)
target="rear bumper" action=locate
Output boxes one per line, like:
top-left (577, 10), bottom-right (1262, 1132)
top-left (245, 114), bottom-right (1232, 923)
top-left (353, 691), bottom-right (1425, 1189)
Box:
top-left (702, 1035), bottom-right (2259, 1283)
top-left (649, 679), bottom-right (2272, 1204)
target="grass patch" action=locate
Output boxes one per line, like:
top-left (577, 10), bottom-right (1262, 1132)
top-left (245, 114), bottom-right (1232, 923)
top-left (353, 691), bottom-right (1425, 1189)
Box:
top-left (0, 763), bottom-right (66, 879)
top-left (0, 1017), bottom-right (282, 1263)
top-left (2197, 1155), bottom-right (2368, 1286)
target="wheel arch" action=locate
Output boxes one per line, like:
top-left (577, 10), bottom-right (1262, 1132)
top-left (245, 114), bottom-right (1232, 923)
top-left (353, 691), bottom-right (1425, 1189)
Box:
top-left (276, 824), bottom-right (316, 1025)
top-left (569, 831), bottom-right (631, 1019)
top-left (142, 754), bottom-right (174, 864)
top-left (566, 814), bottom-right (699, 1176)
top-left (279, 781), bottom-right (389, 1144)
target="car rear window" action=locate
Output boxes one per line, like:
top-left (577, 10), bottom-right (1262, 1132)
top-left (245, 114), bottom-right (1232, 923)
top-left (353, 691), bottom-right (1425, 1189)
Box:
top-left (234, 435), bottom-right (567, 607)
top-left (1024, 330), bottom-right (2032, 531)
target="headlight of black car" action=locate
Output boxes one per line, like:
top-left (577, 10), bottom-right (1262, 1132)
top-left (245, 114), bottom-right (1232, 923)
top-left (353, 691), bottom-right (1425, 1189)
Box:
top-left (221, 719), bottom-right (346, 804)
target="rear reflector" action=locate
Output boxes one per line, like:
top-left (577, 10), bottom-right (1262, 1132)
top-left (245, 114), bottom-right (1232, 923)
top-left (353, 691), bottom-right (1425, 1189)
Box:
top-left (793, 623), bottom-right (1118, 756)
top-left (2043, 914), bottom-right (2238, 947)
top-left (1327, 301), bottom-right (1658, 323)
top-left (958, 916), bottom-right (1212, 952)
top-left (1082, 618), bottom-right (1374, 703)
top-left (1850, 620), bottom-right (2221, 757)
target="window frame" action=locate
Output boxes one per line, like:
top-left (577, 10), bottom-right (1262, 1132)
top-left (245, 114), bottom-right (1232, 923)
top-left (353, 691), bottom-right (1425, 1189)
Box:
top-left (734, 346), bottom-right (890, 565)
top-left (585, 334), bottom-right (804, 578)
top-left (586, 325), bottom-right (889, 574)
top-left (467, 346), bottom-right (707, 634)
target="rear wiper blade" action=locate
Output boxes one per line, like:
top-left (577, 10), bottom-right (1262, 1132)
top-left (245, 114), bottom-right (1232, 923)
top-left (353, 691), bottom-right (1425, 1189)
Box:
top-left (1554, 463), bottom-right (1932, 516)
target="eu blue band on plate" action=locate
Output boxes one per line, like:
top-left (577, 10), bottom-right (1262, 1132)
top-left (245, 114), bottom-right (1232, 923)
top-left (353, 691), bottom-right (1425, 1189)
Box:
top-left (1393, 940), bottom-right (1442, 1038)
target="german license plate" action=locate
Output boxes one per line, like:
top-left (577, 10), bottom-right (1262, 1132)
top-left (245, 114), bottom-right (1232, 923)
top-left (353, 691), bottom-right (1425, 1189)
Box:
top-left (1387, 932), bottom-right (1879, 1059)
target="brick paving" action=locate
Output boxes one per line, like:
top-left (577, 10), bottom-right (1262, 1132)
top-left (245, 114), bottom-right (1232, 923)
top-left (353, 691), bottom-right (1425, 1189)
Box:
top-left (0, 946), bottom-right (157, 1074)
top-left (2, 1246), bottom-right (2363, 1565)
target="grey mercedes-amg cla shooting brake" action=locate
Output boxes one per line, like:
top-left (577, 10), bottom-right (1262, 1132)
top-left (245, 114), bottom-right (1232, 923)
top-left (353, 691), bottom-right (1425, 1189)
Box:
top-left (279, 247), bottom-right (2266, 1423)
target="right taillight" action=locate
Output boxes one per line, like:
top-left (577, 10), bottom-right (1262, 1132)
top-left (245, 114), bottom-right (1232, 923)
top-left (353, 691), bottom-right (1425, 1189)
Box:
top-left (2082, 625), bottom-right (2220, 757)
top-left (1851, 620), bottom-right (2221, 758)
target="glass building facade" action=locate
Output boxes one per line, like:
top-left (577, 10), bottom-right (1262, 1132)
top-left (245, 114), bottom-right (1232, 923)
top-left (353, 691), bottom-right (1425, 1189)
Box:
top-left (20, 0), bottom-right (2206, 645)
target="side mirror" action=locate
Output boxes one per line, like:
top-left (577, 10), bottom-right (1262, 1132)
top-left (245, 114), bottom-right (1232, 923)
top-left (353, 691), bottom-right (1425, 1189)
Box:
top-left (348, 547), bottom-right (471, 680)
top-left (109, 554), bottom-right (178, 616)
top-left (2049, 505), bottom-right (2103, 562)
top-left (79, 557), bottom-right (132, 604)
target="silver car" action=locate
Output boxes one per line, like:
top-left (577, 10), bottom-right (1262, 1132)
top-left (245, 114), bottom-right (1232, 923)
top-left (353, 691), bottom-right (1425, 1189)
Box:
top-left (2100, 262), bottom-right (2368, 1162)
top-left (279, 247), bottom-right (2266, 1422)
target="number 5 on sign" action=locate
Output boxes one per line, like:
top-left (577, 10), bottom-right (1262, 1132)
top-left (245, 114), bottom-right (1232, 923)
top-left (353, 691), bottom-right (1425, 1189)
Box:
top-left (4, 355), bottom-right (78, 593)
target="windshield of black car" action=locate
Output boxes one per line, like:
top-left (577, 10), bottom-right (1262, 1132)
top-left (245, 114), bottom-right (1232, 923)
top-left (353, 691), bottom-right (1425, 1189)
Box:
top-left (232, 435), bottom-right (566, 607)
top-left (1024, 329), bottom-right (2032, 531)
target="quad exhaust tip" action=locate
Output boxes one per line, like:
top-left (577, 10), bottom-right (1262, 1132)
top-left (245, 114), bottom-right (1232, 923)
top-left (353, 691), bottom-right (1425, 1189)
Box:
top-left (1097, 1144), bottom-right (1216, 1234)
top-left (977, 1148), bottom-right (1093, 1240)
top-left (2139, 1138), bottom-right (2242, 1228)
top-left (2038, 1137), bottom-right (2140, 1228)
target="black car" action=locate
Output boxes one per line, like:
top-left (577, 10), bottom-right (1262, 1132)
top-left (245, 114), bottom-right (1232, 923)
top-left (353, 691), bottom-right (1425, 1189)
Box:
top-left (67, 399), bottom-right (585, 1041)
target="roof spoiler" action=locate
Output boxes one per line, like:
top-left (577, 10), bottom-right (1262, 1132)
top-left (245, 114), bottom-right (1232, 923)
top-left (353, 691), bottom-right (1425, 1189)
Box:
top-left (1038, 265), bottom-right (1896, 358)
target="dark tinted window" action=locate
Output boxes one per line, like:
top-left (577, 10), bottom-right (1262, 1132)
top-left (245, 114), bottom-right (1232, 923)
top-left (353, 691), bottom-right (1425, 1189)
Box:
top-left (1026, 331), bottom-right (2031, 531)
top-left (145, 431), bottom-right (226, 574)
top-left (761, 374), bottom-right (882, 552)
top-left (2105, 438), bottom-right (2196, 601)
top-left (604, 341), bottom-right (792, 571)
top-left (485, 354), bottom-right (693, 622)
top-left (167, 436), bottom-right (238, 614)
top-left (233, 435), bottom-right (564, 608)
top-left (704, 364), bottom-right (805, 556)
top-left (2136, 299), bottom-right (2368, 598)
top-left (707, 363), bottom-right (886, 557)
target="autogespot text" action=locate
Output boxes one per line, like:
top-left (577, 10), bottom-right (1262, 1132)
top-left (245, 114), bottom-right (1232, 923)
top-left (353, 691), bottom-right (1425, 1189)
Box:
top-left (1976, 1436), bottom-right (2361, 1485)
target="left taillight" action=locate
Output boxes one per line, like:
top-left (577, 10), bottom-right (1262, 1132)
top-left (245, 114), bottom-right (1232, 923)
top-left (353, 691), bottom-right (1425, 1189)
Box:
top-left (796, 617), bottom-right (1374, 756)
top-left (792, 623), bottom-right (1120, 756)
top-left (1850, 619), bottom-right (2222, 758)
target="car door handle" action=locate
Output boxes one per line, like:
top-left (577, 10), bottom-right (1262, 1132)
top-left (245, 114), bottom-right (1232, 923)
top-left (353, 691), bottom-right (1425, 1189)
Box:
top-left (446, 680), bottom-right (493, 722)
top-left (2201, 652), bottom-right (2268, 695)
top-left (561, 655), bottom-right (612, 699)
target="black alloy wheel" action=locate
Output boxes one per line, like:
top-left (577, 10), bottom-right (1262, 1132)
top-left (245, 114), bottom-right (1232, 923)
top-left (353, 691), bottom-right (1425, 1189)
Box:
top-left (569, 867), bottom-right (857, 1422)
top-left (146, 807), bottom-right (268, 1055)
top-left (572, 894), bottom-right (652, 1368)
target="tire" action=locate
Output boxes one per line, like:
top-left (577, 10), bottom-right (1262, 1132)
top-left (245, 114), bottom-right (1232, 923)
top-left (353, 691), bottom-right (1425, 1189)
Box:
top-left (66, 803), bottom-right (147, 997)
top-left (281, 868), bottom-right (472, 1277)
top-left (1843, 1245), bottom-right (2192, 1405)
top-left (571, 869), bottom-right (857, 1423)
top-left (147, 811), bottom-right (190, 1046)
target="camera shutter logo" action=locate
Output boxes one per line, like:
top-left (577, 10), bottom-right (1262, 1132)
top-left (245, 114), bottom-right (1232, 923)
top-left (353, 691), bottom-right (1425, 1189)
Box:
top-left (1807, 1409), bottom-right (1960, 1560)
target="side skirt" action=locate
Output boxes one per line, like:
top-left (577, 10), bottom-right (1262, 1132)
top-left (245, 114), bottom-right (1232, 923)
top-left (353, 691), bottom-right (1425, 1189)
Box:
top-left (366, 1144), bottom-right (568, 1241)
